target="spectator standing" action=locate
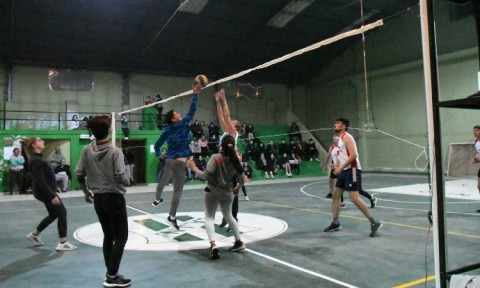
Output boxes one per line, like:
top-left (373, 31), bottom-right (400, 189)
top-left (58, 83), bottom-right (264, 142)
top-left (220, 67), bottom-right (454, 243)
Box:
top-left (9, 147), bottom-right (25, 195)
top-left (69, 115), bottom-right (80, 130)
top-left (120, 114), bottom-right (129, 140)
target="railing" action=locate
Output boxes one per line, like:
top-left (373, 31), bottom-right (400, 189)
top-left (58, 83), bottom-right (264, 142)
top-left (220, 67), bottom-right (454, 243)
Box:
top-left (0, 109), bottom-right (165, 131)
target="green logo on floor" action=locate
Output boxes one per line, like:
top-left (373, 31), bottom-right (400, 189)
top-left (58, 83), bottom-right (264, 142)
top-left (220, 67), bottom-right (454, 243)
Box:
top-left (74, 212), bottom-right (288, 251)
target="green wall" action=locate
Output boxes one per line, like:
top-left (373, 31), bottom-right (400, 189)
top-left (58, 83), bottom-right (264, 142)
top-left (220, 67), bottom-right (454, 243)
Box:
top-left (0, 128), bottom-right (162, 193)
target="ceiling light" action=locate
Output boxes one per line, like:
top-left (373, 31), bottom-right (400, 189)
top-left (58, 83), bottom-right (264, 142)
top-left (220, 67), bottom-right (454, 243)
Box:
top-left (179, 0), bottom-right (209, 14)
top-left (267, 0), bottom-right (315, 28)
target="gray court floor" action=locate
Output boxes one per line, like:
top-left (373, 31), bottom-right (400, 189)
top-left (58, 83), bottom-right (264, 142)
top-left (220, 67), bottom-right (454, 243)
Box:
top-left (1, 174), bottom-right (479, 288)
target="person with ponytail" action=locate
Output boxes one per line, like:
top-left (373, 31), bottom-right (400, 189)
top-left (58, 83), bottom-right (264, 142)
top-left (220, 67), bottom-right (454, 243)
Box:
top-left (22, 137), bottom-right (78, 251)
top-left (187, 135), bottom-right (246, 260)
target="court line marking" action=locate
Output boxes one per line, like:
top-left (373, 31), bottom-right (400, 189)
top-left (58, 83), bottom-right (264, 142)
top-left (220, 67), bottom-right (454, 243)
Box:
top-left (251, 200), bottom-right (480, 240)
top-left (126, 204), bottom-right (359, 288)
top-left (392, 275), bottom-right (435, 288)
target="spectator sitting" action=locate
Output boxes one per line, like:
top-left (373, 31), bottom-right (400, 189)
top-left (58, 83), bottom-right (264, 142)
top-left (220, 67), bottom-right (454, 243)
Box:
top-left (54, 158), bottom-right (71, 192)
top-left (289, 152), bottom-right (301, 175)
top-left (198, 135), bottom-right (209, 157)
top-left (69, 115), bottom-right (79, 130)
top-left (245, 139), bottom-right (256, 161)
top-left (277, 153), bottom-right (293, 177)
top-left (256, 142), bottom-right (266, 160)
top-left (208, 122), bottom-right (220, 139)
top-left (208, 134), bottom-right (219, 155)
top-left (243, 161), bottom-right (253, 181)
top-left (256, 152), bottom-right (268, 178)
top-left (266, 140), bottom-right (277, 157)
top-left (194, 155), bottom-right (207, 180)
top-left (305, 138), bottom-right (320, 161)
top-left (49, 146), bottom-right (65, 170)
top-left (278, 138), bottom-right (290, 156)
top-left (266, 153), bottom-right (277, 179)
top-left (190, 140), bottom-right (201, 158)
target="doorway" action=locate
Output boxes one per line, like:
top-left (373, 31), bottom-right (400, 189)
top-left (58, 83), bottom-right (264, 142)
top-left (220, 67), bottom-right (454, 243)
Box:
top-left (119, 138), bottom-right (146, 184)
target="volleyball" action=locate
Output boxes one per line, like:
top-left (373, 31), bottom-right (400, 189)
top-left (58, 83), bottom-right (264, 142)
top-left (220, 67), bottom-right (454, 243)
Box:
top-left (195, 75), bottom-right (208, 87)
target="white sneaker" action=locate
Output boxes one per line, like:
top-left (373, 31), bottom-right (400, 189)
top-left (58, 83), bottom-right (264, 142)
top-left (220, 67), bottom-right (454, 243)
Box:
top-left (245, 196), bottom-right (250, 201)
top-left (270, 172), bottom-right (275, 178)
top-left (26, 233), bottom-right (44, 246)
top-left (56, 241), bottom-right (78, 251)
top-left (265, 172), bottom-right (269, 179)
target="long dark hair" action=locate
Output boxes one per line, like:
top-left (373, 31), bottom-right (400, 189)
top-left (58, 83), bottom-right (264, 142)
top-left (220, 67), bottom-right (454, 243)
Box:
top-left (220, 135), bottom-right (243, 173)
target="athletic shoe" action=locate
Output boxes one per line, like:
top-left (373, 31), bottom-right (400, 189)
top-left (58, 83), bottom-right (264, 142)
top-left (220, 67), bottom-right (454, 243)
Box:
top-left (152, 198), bottom-right (163, 207)
top-left (477, 209), bottom-right (480, 213)
top-left (103, 274), bottom-right (131, 287)
top-left (323, 222), bottom-right (341, 232)
top-left (245, 196), bottom-right (250, 201)
top-left (370, 197), bottom-right (377, 208)
top-left (167, 216), bottom-right (180, 230)
top-left (228, 240), bottom-right (246, 252)
top-left (326, 193), bottom-right (332, 199)
top-left (26, 233), bottom-right (44, 246)
top-left (55, 241), bottom-right (78, 251)
top-left (341, 202), bottom-right (346, 208)
top-left (219, 219), bottom-right (227, 228)
top-left (370, 221), bottom-right (383, 237)
top-left (210, 243), bottom-right (220, 260)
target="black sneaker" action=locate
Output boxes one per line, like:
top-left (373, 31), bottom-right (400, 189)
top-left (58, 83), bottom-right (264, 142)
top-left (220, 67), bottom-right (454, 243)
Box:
top-left (228, 240), bottom-right (246, 252)
top-left (326, 193), bottom-right (333, 198)
top-left (341, 202), bottom-right (346, 208)
top-left (477, 209), bottom-right (480, 213)
top-left (219, 218), bottom-right (227, 228)
top-left (370, 197), bottom-right (377, 208)
top-left (211, 244), bottom-right (220, 260)
top-left (103, 274), bottom-right (131, 287)
top-left (167, 216), bottom-right (180, 230)
top-left (370, 221), bottom-right (382, 237)
top-left (324, 222), bottom-right (341, 232)
top-left (152, 199), bottom-right (163, 207)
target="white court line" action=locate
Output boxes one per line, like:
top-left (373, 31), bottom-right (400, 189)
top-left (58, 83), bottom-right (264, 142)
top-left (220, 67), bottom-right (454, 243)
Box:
top-left (245, 248), bottom-right (359, 288)
top-left (126, 204), bottom-right (358, 288)
top-left (299, 182), bottom-right (480, 216)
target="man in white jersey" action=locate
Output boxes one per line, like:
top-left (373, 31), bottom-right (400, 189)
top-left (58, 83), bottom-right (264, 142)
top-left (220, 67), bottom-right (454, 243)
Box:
top-left (473, 125), bottom-right (480, 212)
top-left (324, 118), bottom-right (382, 237)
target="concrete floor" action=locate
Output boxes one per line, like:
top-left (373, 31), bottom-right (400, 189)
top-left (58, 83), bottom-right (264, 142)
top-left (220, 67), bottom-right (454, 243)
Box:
top-left (1, 174), bottom-right (480, 288)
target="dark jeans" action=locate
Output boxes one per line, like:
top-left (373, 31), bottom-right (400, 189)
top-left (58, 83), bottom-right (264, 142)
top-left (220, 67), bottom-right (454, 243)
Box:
top-left (10, 169), bottom-right (24, 194)
top-left (36, 199), bottom-right (67, 238)
top-left (122, 128), bottom-right (129, 138)
top-left (94, 193), bottom-right (128, 276)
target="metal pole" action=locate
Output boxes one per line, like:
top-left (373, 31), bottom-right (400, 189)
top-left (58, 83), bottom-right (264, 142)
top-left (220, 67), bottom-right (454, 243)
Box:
top-left (419, 0), bottom-right (448, 287)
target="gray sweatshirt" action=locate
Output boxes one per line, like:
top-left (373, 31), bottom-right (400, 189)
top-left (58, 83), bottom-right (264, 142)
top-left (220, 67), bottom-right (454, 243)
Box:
top-left (195, 153), bottom-right (244, 199)
top-left (75, 140), bottom-right (129, 194)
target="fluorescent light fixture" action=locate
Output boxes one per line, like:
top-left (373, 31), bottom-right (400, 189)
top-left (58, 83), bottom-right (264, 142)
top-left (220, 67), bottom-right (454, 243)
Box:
top-left (179, 0), bottom-right (209, 14)
top-left (267, 0), bottom-right (315, 28)
top-left (339, 10), bottom-right (379, 33)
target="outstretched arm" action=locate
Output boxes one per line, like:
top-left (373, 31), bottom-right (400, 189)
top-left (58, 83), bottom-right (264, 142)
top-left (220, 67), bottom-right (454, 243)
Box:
top-left (218, 89), bottom-right (236, 135)
top-left (214, 90), bottom-right (228, 132)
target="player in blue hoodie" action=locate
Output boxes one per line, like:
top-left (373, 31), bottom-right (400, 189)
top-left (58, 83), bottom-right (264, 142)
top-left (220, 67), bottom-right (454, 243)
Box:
top-left (152, 82), bottom-right (202, 230)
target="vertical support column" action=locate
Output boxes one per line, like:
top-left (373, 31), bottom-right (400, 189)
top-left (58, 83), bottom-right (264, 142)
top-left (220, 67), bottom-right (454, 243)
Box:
top-left (420, 0), bottom-right (448, 287)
